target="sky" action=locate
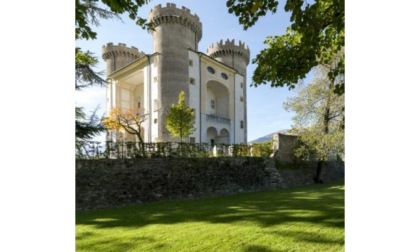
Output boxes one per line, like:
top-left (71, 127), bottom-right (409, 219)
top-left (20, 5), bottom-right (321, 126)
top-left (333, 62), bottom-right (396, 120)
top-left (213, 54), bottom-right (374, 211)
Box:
top-left (75, 0), bottom-right (301, 143)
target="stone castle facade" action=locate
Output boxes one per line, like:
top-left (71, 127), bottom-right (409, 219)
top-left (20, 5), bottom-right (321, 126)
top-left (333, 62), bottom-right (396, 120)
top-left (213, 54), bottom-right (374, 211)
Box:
top-left (102, 3), bottom-right (250, 144)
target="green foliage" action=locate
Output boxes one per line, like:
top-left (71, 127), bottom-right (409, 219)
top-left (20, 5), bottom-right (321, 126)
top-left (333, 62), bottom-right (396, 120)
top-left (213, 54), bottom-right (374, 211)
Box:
top-left (227, 0), bottom-right (345, 95)
top-left (231, 144), bottom-right (251, 157)
top-left (76, 107), bottom-right (105, 141)
top-left (76, 0), bottom-right (152, 40)
top-left (75, 47), bottom-right (106, 144)
top-left (75, 106), bottom-right (105, 158)
top-left (75, 48), bottom-right (107, 90)
top-left (77, 180), bottom-right (344, 251)
top-left (165, 91), bottom-right (196, 142)
top-left (251, 141), bottom-right (273, 157)
top-left (284, 51), bottom-right (344, 162)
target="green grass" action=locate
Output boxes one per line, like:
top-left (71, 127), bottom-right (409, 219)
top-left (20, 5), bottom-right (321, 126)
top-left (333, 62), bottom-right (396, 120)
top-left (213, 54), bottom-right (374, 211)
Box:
top-left (76, 180), bottom-right (344, 252)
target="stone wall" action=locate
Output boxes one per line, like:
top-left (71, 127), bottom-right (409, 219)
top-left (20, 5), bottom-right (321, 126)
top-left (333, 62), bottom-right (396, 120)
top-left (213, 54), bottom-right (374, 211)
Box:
top-left (76, 157), bottom-right (344, 211)
top-left (272, 133), bottom-right (299, 163)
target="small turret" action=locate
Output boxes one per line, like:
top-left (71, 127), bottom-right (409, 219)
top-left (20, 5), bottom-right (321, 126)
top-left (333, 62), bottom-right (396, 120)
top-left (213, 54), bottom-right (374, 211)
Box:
top-left (102, 43), bottom-right (145, 77)
top-left (207, 39), bottom-right (250, 76)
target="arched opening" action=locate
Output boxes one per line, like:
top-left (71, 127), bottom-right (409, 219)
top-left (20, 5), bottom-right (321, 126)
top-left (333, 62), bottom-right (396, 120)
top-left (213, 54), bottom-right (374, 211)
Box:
top-left (207, 127), bottom-right (217, 146)
top-left (219, 128), bottom-right (230, 144)
top-left (206, 80), bottom-right (229, 118)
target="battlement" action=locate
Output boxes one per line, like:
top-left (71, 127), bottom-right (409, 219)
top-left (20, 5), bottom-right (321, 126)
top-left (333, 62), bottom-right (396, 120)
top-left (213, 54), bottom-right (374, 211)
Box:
top-left (207, 39), bottom-right (250, 65)
top-left (148, 3), bottom-right (202, 41)
top-left (101, 42), bottom-right (145, 60)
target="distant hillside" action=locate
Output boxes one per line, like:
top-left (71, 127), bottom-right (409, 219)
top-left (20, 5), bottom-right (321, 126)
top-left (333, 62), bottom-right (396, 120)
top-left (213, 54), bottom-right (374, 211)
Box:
top-left (248, 129), bottom-right (290, 144)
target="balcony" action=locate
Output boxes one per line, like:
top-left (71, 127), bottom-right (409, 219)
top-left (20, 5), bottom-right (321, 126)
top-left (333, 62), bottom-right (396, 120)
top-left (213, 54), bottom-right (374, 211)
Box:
top-left (206, 114), bottom-right (230, 125)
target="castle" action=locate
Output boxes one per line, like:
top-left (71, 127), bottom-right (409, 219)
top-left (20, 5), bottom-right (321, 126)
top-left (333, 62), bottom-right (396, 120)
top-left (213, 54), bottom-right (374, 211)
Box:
top-left (102, 3), bottom-right (250, 145)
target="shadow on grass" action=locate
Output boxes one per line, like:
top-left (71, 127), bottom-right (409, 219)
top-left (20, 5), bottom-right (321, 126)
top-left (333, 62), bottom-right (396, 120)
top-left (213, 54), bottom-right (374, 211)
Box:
top-left (242, 245), bottom-right (276, 252)
top-left (76, 179), bottom-right (344, 251)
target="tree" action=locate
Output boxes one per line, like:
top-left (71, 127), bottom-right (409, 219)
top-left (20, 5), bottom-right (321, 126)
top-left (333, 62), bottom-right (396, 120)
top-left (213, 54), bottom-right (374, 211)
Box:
top-left (102, 107), bottom-right (148, 156)
top-left (226, 0), bottom-right (345, 95)
top-left (75, 47), bottom-right (107, 149)
top-left (284, 50), bottom-right (344, 183)
top-left (76, 106), bottom-right (104, 141)
top-left (76, 0), bottom-right (152, 40)
top-left (165, 91), bottom-right (195, 142)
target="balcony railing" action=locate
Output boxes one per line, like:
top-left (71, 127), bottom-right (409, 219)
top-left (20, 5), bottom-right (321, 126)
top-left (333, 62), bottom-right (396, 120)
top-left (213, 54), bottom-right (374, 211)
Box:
top-left (206, 114), bottom-right (230, 125)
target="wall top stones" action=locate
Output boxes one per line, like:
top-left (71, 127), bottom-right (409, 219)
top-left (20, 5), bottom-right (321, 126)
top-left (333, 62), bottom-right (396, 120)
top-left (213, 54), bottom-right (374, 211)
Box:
top-left (207, 39), bottom-right (251, 65)
top-left (101, 42), bottom-right (145, 60)
top-left (148, 3), bottom-right (202, 41)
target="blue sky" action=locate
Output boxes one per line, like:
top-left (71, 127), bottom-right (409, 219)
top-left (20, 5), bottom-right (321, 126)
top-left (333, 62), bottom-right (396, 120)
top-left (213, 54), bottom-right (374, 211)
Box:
top-left (76, 0), bottom-right (306, 142)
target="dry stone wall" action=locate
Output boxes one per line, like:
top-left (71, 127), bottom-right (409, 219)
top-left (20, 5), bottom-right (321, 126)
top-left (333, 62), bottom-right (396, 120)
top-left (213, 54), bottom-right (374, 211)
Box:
top-left (76, 157), bottom-right (344, 210)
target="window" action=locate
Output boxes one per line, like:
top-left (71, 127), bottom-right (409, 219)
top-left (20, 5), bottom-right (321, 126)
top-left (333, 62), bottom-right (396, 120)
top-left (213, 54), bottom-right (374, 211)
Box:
top-left (189, 60), bottom-right (193, 66)
top-left (207, 66), bottom-right (215, 74)
top-left (154, 118), bottom-right (157, 124)
top-left (240, 120), bottom-right (244, 129)
top-left (153, 76), bottom-right (158, 82)
top-left (240, 82), bottom-right (243, 88)
top-left (221, 72), bottom-right (228, 80)
top-left (137, 102), bottom-right (141, 108)
top-left (189, 78), bottom-right (195, 85)
top-left (240, 96), bottom-right (243, 102)
top-left (211, 100), bottom-right (215, 109)
top-left (190, 137), bottom-right (195, 143)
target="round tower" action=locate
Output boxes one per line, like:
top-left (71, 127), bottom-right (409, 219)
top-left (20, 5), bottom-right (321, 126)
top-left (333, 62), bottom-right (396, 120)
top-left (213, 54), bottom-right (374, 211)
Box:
top-left (101, 43), bottom-right (145, 77)
top-left (207, 39), bottom-right (250, 77)
top-left (207, 39), bottom-right (251, 143)
top-left (148, 3), bottom-right (203, 141)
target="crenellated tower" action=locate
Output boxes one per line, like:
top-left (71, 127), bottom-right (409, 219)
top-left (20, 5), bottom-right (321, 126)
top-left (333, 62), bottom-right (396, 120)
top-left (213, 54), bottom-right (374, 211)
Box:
top-left (207, 39), bottom-right (250, 76)
top-left (148, 3), bottom-right (203, 141)
top-left (102, 43), bottom-right (145, 77)
top-left (207, 39), bottom-right (250, 142)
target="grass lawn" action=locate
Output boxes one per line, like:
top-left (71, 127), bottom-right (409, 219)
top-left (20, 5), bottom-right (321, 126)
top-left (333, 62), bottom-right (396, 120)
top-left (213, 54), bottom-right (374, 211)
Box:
top-left (76, 180), bottom-right (344, 252)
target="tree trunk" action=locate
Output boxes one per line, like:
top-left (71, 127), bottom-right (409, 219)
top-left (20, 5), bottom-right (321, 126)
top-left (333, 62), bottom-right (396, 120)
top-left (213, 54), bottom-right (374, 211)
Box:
top-left (136, 132), bottom-right (146, 157)
top-left (315, 160), bottom-right (324, 183)
top-left (314, 79), bottom-right (334, 183)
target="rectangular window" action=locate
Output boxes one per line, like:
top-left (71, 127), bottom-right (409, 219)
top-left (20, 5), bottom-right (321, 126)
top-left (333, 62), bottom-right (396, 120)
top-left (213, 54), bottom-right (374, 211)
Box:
top-left (240, 120), bottom-right (244, 129)
top-left (211, 100), bottom-right (215, 109)
top-left (189, 60), bottom-right (193, 66)
top-left (153, 76), bottom-right (158, 82)
top-left (240, 96), bottom-right (243, 102)
top-left (190, 137), bottom-right (195, 143)
top-left (240, 82), bottom-right (243, 88)
top-left (189, 78), bottom-right (195, 84)
top-left (154, 118), bottom-right (157, 124)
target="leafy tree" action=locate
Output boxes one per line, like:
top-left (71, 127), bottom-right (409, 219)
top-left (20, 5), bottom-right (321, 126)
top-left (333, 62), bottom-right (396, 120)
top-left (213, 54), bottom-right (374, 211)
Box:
top-left (75, 47), bottom-right (107, 90)
top-left (75, 47), bottom-right (107, 148)
top-left (165, 91), bottom-right (195, 142)
top-left (76, 0), bottom-right (152, 40)
top-left (226, 0), bottom-right (345, 95)
top-left (103, 107), bottom-right (148, 156)
top-left (76, 106), bottom-right (104, 141)
top-left (284, 50), bottom-right (344, 183)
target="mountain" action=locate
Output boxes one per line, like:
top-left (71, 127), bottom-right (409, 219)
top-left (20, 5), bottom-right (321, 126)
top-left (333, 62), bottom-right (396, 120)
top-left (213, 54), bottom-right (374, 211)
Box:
top-left (248, 129), bottom-right (290, 144)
